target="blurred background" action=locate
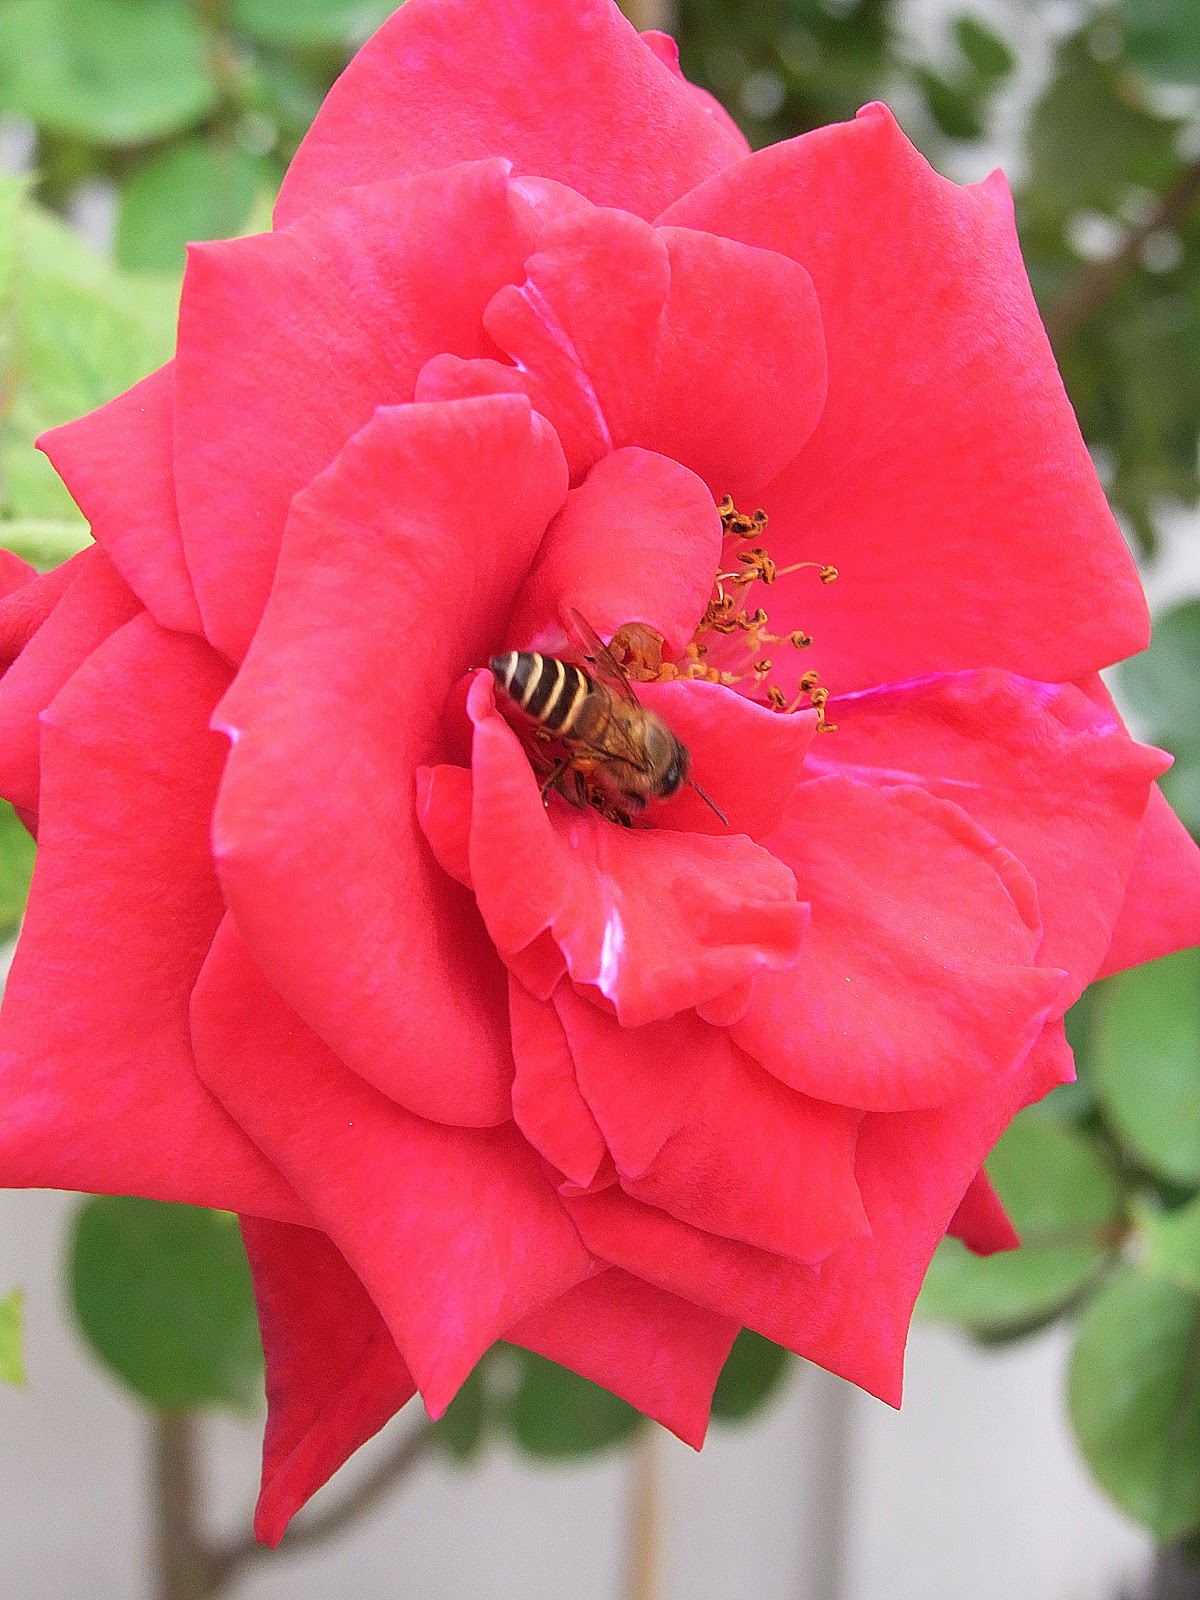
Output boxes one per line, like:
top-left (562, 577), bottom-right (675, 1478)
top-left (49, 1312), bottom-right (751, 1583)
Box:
top-left (2, 0), bottom-right (1200, 1596)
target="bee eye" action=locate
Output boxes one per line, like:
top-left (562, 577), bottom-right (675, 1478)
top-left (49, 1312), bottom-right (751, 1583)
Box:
top-left (660, 749), bottom-right (687, 797)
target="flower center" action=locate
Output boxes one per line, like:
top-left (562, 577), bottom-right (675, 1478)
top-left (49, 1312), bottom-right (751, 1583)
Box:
top-left (609, 495), bottom-right (840, 733)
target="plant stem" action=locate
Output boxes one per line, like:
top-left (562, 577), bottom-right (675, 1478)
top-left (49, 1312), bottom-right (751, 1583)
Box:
top-left (625, 1425), bottom-right (664, 1600)
top-left (1042, 159), bottom-right (1200, 351)
top-left (622, 0), bottom-right (674, 32)
top-left (151, 1411), bottom-right (440, 1599)
top-left (151, 1414), bottom-right (220, 1600)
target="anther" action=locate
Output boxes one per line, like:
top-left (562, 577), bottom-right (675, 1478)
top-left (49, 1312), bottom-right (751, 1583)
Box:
top-left (790, 630), bottom-right (813, 648)
top-left (767, 685), bottom-right (788, 711)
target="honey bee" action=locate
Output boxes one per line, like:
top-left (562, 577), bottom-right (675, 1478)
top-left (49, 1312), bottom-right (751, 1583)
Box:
top-left (489, 610), bottom-right (726, 827)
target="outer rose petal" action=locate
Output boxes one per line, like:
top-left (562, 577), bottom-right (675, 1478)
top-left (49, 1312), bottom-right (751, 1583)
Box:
top-left (240, 1218), bottom-right (417, 1548)
top-left (275, 0), bottom-right (747, 227)
top-left (0, 551), bottom-right (35, 600)
top-left (465, 673), bottom-right (808, 1026)
top-left (0, 556), bottom-right (79, 669)
top-left (0, 614), bottom-right (302, 1218)
top-left (508, 1269), bottom-right (739, 1450)
top-left (661, 104), bottom-right (1149, 690)
top-left (508, 975), bottom-right (607, 1189)
top-left (0, 546), bottom-right (140, 817)
top-left (504, 448), bottom-right (722, 659)
top-left (567, 1026), bottom-right (1063, 1404)
top-left (812, 670), bottom-right (1169, 994)
top-left (947, 1169), bottom-right (1021, 1255)
top-left (192, 917), bottom-right (592, 1415)
top-left (639, 31), bottom-right (750, 152)
top-left (555, 984), bottom-right (867, 1260)
top-left (734, 777), bottom-right (1066, 1111)
top-left (1098, 783), bottom-right (1200, 976)
top-left (214, 396), bottom-right (567, 1127)
top-left (175, 161), bottom-right (549, 662)
top-left (38, 364), bottom-right (204, 634)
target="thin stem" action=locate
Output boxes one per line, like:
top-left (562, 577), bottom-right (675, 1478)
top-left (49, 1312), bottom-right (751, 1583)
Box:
top-left (210, 1418), bottom-right (440, 1590)
top-left (151, 1414), bottom-right (221, 1600)
top-left (1042, 158), bottom-right (1200, 351)
top-left (625, 1425), bottom-right (664, 1600)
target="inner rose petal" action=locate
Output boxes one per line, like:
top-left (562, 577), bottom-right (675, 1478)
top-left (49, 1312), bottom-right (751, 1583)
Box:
top-left (504, 447), bottom-right (722, 660)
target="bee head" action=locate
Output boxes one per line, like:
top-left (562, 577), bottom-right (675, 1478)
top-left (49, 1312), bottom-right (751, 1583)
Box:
top-left (658, 736), bottom-right (690, 799)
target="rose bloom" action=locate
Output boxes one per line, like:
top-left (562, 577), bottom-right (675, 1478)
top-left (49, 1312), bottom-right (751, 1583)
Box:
top-left (1, 0), bottom-right (1198, 1542)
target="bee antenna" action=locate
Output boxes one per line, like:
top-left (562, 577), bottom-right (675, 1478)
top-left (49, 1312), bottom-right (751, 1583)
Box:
top-left (689, 779), bottom-right (729, 827)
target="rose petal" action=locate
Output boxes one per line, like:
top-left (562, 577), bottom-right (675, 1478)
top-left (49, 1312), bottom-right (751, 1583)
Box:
top-left (554, 982), bottom-right (866, 1259)
top-left (505, 448), bottom-right (722, 659)
top-left (1098, 782), bottom-right (1200, 977)
top-left (0, 546), bottom-right (140, 816)
top-left (484, 208), bottom-right (668, 476)
top-left (38, 364), bottom-right (203, 635)
top-left (508, 1268), bottom-right (738, 1449)
top-left (638, 31), bottom-right (750, 152)
top-left (734, 776), bottom-right (1067, 1111)
top-left (240, 1217), bottom-right (416, 1548)
top-left (214, 396), bottom-right (567, 1127)
top-left (509, 976), bottom-right (607, 1189)
top-left (482, 213), bottom-right (826, 496)
top-left (0, 613), bottom-right (301, 1218)
top-left (175, 161), bottom-right (548, 661)
top-left (192, 917), bottom-right (591, 1416)
top-left (811, 670), bottom-right (1169, 993)
top-left (553, 982), bottom-right (732, 1178)
top-left (661, 103), bottom-right (1149, 690)
top-left (637, 679), bottom-right (817, 839)
top-left (567, 1025), bottom-right (1061, 1404)
top-left (947, 1169), bottom-right (1020, 1256)
top-left (276, 0), bottom-right (746, 227)
top-left (622, 1048), bottom-right (867, 1262)
top-left (466, 673), bottom-right (808, 1025)
top-left (0, 555), bottom-right (79, 669)
top-left (643, 226), bottom-right (826, 498)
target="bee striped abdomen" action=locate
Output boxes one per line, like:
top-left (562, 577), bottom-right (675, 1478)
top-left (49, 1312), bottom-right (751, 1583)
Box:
top-left (489, 651), bottom-right (591, 734)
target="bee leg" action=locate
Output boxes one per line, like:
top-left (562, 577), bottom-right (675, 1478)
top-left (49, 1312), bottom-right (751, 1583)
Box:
top-left (539, 759), bottom-right (568, 804)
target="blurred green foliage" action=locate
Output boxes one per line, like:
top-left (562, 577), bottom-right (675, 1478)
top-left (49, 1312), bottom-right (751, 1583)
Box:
top-left (1, 0), bottom-right (1200, 1550)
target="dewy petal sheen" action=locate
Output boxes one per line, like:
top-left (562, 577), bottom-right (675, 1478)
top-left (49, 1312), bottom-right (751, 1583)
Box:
top-left (0, 0), bottom-right (1197, 1546)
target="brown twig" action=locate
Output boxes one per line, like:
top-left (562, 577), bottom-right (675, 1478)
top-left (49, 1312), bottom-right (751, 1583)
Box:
top-left (1043, 158), bottom-right (1200, 351)
top-left (152, 1411), bottom-right (440, 1600)
top-left (621, 0), bottom-right (674, 32)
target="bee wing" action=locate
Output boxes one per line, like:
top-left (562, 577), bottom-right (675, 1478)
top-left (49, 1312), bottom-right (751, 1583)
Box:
top-left (563, 608), bottom-right (640, 704)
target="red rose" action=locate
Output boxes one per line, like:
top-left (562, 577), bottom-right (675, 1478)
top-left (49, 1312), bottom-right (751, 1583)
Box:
top-left (2, 0), bottom-right (1198, 1544)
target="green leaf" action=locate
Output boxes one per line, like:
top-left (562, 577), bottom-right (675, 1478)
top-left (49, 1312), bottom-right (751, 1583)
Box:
top-left (1069, 1266), bottom-right (1200, 1541)
top-left (1144, 1195), bottom-right (1200, 1297)
top-left (918, 1110), bottom-right (1125, 1335)
top-left (436, 1360), bottom-right (488, 1463)
top-left (912, 65), bottom-right (984, 141)
top-left (230, 0), bottom-right (394, 47)
top-left (0, 800), bottom-right (35, 938)
top-left (711, 1329), bottom-right (791, 1421)
top-left (987, 1109), bottom-right (1126, 1237)
top-left (1163, 758), bottom-right (1200, 838)
top-left (1120, 600), bottom-right (1200, 761)
top-left (0, 1288), bottom-right (25, 1387)
top-left (0, 0), bottom-right (215, 146)
top-left (1092, 947), bottom-right (1200, 1185)
top-left (510, 1352), bottom-right (643, 1458)
top-left (116, 139), bottom-right (272, 273)
top-left (1, 191), bottom-right (176, 522)
top-left (953, 14), bottom-right (1015, 82)
top-left (0, 517), bottom-right (90, 569)
top-left (69, 1198), bottom-right (262, 1412)
top-left (1125, 0), bottom-right (1200, 85)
